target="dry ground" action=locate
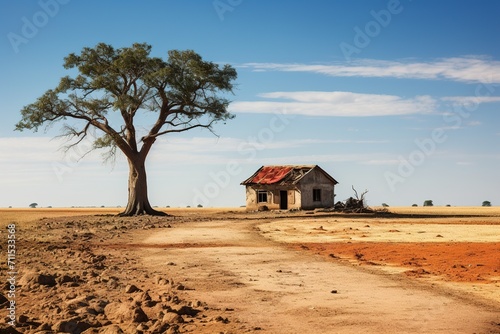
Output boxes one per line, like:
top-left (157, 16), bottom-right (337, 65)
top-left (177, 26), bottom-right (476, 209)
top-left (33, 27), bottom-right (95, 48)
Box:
top-left (0, 207), bottom-right (499, 333)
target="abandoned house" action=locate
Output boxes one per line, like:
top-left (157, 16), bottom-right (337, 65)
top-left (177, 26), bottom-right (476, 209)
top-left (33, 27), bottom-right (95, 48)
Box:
top-left (241, 165), bottom-right (338, 211)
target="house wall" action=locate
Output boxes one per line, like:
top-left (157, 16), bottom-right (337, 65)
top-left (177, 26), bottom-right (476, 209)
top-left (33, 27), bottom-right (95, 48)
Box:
top-left (245, 185), bottom-right (301, 211)
top-left (297, 169), bottom-right (335, 210)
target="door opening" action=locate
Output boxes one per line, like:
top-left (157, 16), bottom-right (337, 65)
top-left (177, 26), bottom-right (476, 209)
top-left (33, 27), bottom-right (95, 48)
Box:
top-left (280, 190), bottom-right (288, 210)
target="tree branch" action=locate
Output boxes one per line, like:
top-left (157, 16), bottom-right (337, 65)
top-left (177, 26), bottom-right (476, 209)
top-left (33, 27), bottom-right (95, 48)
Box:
top-left (154, 122), bottom-right (214, 136)
top-left (352, 185), bottom-right (359, 201)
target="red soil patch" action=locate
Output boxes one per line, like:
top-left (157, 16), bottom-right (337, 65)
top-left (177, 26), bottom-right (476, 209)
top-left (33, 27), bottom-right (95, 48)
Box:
top-left (291, 242), bottom-right (500, 283)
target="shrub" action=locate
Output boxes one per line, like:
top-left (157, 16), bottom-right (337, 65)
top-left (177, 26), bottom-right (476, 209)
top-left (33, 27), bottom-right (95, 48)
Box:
top-left (423, 200), bottom-right (434, 207)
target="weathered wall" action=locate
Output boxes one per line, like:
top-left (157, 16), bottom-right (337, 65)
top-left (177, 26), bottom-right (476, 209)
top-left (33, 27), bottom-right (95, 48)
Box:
top-left (245, 186), bottom-right (300, 211)
top-left (298, 169), bottom-right (335, 210)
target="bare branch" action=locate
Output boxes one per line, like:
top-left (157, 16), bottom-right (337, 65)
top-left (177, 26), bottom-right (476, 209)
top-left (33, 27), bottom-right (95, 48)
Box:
top-left (352, 185), bottom-right (359, 201)
top-left (360, 189), bottom-right (369, 200)
top-left (154, 122), bottom-right (213, 136)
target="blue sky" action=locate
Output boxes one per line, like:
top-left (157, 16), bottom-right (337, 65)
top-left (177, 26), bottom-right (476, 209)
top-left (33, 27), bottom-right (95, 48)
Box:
top-left (1, 0), bottom-right (500, 208)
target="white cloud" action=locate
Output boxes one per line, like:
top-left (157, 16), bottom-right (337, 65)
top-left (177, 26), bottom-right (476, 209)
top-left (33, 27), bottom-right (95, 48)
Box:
top-left (1, 136), bottom-right (388, 181)
top-left (230, 91), bottom-right (437, 117)
top-left (0, 136), bottom-right (117, 188)
top-left (2, 133), bottom-right (390, 172)
top-left (441, 96), bottom-right (500, 105)
top-left (466, 121), bottom-right (482, 127)
top-left (242, 56), bottom-right (500, 83)
top-left (150, 137), bottom-right (387, 163)
top-left (0, 137), bottom-right (61, 163)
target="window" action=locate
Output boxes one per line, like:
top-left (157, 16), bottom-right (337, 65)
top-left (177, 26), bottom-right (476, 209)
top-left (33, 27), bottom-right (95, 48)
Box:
top-left (313, 189), bottom-right (321, 202)
top-left (257, 191), bottom-right (268, 203)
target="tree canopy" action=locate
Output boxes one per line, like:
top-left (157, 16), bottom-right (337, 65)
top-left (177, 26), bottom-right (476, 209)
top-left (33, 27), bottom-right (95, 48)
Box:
top-left (16, 43), bottom-right (237, 215)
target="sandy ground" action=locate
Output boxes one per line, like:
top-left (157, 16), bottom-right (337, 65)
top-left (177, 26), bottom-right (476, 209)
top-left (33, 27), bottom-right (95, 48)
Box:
top-left (0, 208), bottom-right (499, 333)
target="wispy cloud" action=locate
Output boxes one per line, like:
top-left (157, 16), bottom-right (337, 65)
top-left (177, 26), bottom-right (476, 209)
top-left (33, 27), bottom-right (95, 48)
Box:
top-left (242, 56), bottom-right (500, 84)
top-left (465, 121), bottom-right (482, 127)
top-left (230, 91), bottom-right (437, 117)
top-left (441, 96), bottom-right (500, 105)
top-left (154, 136), bottom-right (386, 157)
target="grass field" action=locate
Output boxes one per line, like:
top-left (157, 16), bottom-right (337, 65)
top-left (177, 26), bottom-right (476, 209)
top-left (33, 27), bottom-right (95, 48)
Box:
top-left (0, 207), bottom-right (247, 226)
top-left (380, 206), bottom-right (500, 216)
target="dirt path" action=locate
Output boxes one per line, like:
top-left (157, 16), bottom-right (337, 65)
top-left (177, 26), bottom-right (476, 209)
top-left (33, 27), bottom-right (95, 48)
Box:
top-left (138, 219), bottom-right (500, 334)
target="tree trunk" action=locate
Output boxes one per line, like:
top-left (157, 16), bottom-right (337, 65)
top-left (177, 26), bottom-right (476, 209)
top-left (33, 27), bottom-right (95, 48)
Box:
top-left (119, 156), bottom-right (167, 216)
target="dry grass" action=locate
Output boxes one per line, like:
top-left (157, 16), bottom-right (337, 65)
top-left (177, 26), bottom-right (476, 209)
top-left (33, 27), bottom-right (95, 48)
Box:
top-left (0, 208), bottom-right (121, 225)
top-left (1, 206), bottom-right (498, 226)
top-left (0, 207), bottom-right (246, 225)
top-left (383, 206), bottom-right (500, 216)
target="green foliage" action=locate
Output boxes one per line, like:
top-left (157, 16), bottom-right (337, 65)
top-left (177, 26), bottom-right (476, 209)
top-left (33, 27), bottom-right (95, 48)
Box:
top-left (412, 204), bottom-right (418, 207)
top-left (29, 203), bottom-right (38, 208)
top-left (482, 201), bottom-right (492, 207)
top-left (15, 43), bottom-right (238, 161)
top-left (15, 43), bottom-right (238, 216)
top-left (381, 203), bottom-right (389, 207)
top-left (423, 200), bottom-right (433, 207)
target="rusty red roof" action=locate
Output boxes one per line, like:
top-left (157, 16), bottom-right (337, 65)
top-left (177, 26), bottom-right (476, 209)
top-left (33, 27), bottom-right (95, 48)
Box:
top-left (247, 166), bottom-right (293, 184)
top-left (241, 165), bottom-right (338, 186)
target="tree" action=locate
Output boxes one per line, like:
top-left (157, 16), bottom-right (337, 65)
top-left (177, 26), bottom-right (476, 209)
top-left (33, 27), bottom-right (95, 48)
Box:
top-left (423, 200), bottom-right (433, 207)
top-left (482, 201), bottom-right (492, 207)
top-left (16, 43), bottom-right (237, 216)
top-left (29, 203), bottom-right (38, 208)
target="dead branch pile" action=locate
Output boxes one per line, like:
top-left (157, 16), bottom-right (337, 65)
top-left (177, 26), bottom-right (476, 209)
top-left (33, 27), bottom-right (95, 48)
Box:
top-left (333, 186), bottom-right (374, 213)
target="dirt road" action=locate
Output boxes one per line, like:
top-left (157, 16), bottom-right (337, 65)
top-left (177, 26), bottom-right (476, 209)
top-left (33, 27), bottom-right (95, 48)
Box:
top-left (139, 219), bottom-right (500, 334)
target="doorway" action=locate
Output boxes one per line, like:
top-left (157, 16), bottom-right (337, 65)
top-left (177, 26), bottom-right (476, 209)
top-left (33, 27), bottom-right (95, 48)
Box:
top-left (280, 190), bottom-right (288, 210)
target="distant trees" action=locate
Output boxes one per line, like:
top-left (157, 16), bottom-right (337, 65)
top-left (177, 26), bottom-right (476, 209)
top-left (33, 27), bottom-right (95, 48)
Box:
top-left (29, 203), bottom-right (38, 208)
top-left (423, 200), bottom-right (434, 207)
top-left (482, 201), bottom-right (492, 207)
top-left (381, 203), bottom-right (389, 207)
top-left (412, 204), bottom-right (418, 207)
